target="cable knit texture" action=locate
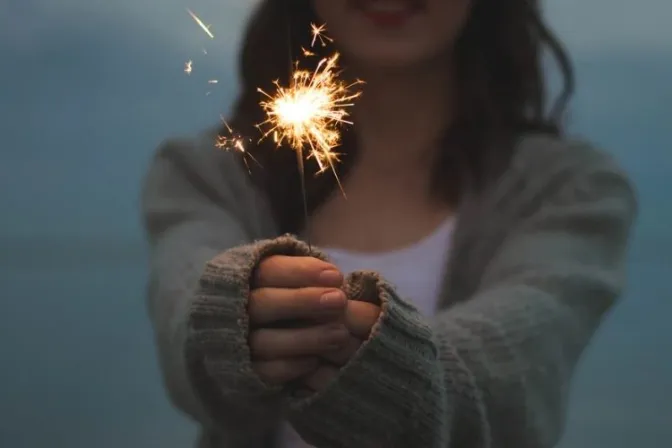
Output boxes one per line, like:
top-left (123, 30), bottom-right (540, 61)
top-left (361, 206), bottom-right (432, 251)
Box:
top-left (141, 132), bottom-right (637, 448)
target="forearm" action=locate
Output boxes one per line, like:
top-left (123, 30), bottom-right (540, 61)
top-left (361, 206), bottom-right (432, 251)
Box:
top-left (147, 224), bottom-right (224, 424)
top-left (286, 274), bottom-right (611, 448)
top-left (288, 272), bottom-right (451, 447)
top-left (432, 278), bottom-right (610, 447)
top-left (148, 222), bottom-right (286, 438)
top-left (141, 135), bottom-right (289, 436)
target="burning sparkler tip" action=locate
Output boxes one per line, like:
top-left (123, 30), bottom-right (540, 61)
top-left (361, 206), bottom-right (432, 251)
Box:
top-left (255, 33), bottom-right (361, 183)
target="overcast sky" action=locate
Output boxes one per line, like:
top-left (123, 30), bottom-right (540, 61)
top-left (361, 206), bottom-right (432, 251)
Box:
top-left (3, 0), bottom-right (670, 54)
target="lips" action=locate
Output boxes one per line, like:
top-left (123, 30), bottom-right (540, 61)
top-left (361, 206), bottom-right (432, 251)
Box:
top-left (353, 0), bottom-right (424, 11)
top-left (350, 0), bottom-right (425, 27)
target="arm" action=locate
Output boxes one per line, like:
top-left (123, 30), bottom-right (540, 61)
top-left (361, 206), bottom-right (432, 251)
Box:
top-left (285, 154), bottom-right (637, 447)
top-left (141, 136), bottom-right (281, 440)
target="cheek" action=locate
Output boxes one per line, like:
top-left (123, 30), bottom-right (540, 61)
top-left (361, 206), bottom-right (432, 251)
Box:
top-left (311, 0), bottom-right (364, 57)
top-left (426, 0), bottom-right (472, 50)
top-left (311, 0), bottom-right (350, 28)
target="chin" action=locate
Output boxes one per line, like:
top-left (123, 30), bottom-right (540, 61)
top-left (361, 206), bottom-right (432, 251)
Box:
top-left (346, 47), bottom-right (440, 73)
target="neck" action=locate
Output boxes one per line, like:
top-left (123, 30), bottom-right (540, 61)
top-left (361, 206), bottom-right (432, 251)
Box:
top-left (349, 64), bottom-right (454, 167)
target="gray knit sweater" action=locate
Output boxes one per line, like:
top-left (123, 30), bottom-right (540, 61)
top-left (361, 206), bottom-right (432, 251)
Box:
top-left (141, 133), bottom-right (637, 448)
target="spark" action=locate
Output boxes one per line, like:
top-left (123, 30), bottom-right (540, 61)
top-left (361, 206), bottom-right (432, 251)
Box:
top-left (216, 122), bottom-right (247, 153)
top-left (310, 23), bottom-right (333, 47)
top-left (216, 119), bottom-right (259, 172)
top-left (257, 51), bottom-right (363, 183)
top-left (184, 60), bottom-right (192, 74)
top-left (186, 8), bottom-right (214, 39)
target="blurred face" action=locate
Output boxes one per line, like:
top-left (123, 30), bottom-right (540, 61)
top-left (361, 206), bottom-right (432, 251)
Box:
top-left (312, 0), bottom-right (472, 70)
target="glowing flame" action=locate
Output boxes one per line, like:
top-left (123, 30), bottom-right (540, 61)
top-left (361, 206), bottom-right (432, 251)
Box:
top-left (257, 24), bottom-right (362, 185)
top-left (179, 13), bottom-right (363, 191)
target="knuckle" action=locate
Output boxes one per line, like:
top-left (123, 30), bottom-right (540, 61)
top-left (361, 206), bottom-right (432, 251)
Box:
top-left (249, 329), bottom-right (270, 356)
top-left (256, 255), bottom-right (282, 277)
top-left (287, 329), bottom-right (305, 348)
top-left (254, 359), bottom-right (312, 384)
top-left (250, 287), bottom-right (269, 303)
top-left (293, 260), bottom-right (312, 279)
top-left (248, 288), bottom-right (261, 305)
top-left (254, 363), bottom-right (278, 383)
top-left (315, 324), bottom-right (349, 348)
top-left (283, 360), bottom-right (305, 377)
top-left (301, 256), bottom-right (326, 272)
top-left (267, 360), bottom-right (289, 380)
top-left (297, 286), bottom-right (321, 304)
top-left (262, 254), bottom-right (282, 266)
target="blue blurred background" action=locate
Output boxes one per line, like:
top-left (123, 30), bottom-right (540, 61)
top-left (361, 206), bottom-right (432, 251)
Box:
top-left (1, 1), bottom-right (670, 447)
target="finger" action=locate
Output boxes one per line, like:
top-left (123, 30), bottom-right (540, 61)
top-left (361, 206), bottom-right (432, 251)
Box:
top-left (304, 364), bottom-right (339, 392)
top-left (252, 357), bottom-right (318, 385)
top-left (320, 335), bottom-right (362, 366)
top-left (254, 255), bottom-right (343, 288)
top-left (250, 323), bottom-right (349, 360)
top-left (248, 287), bottom-right (347, 325)
top-left (344, 300), bottom-right (382, 339)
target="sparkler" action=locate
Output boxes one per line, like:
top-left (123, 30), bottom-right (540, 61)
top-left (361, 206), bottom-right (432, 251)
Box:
top-left (256, 24), bottom-right (363, 189)
top-left (182, 9), bottom-right (361, 182)
top-left (255, 20), bottom-right (362, 246)
top-left (180, 8), bottom-right (363, 240)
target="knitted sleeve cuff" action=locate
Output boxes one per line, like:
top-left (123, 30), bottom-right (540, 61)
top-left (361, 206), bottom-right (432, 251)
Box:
top-left (185, 235), bottom-right (324, 431)
top-left (288, 271), bottom-right (449, 447)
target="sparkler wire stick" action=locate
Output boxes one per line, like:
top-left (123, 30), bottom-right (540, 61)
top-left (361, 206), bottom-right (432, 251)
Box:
top-left (285, 1), bottom-right (312, 250)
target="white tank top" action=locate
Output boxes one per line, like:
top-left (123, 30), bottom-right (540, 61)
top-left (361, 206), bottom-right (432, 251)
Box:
top-left (280, 216), bottom-right (456, 447)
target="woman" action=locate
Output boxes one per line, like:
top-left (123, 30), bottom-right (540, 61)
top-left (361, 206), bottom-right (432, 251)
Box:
top-left (142, 0), bottom-right (637, 447)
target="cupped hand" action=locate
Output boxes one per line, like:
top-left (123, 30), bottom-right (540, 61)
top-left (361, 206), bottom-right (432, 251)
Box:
top-left (303, 299), bottom-right (381, 392)
top-left (248, 255), bottom-right (350, 385)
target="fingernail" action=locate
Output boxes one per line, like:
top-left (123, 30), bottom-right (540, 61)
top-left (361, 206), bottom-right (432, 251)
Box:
top-left (320, 291), bottom-right (346, 308)
top-left (318, 269), bottom-right (343, 286)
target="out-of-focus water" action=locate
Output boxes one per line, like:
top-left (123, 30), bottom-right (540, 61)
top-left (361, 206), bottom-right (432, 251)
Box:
top-left (0, 243), bottom-right (196, 448)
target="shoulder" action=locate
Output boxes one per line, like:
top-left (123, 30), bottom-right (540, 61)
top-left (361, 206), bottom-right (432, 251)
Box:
top-left (151, 127), bottom-right (239, 168)
top-left (142, 128), bottom-right (260, 215)
top-left (146, 127), bottom-right (251, 187)
top-left (496, 133), bottom-right (638, 210)
top-left (466, 133), bottom-right (639, 238)
top-left (510, 133), bottom-right (626, 181)
top-left (449, 134), bottom-right (638, 298)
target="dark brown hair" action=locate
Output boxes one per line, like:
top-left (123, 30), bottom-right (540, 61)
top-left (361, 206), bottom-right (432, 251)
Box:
top-left (226, 0), bottom-right (574, 234)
